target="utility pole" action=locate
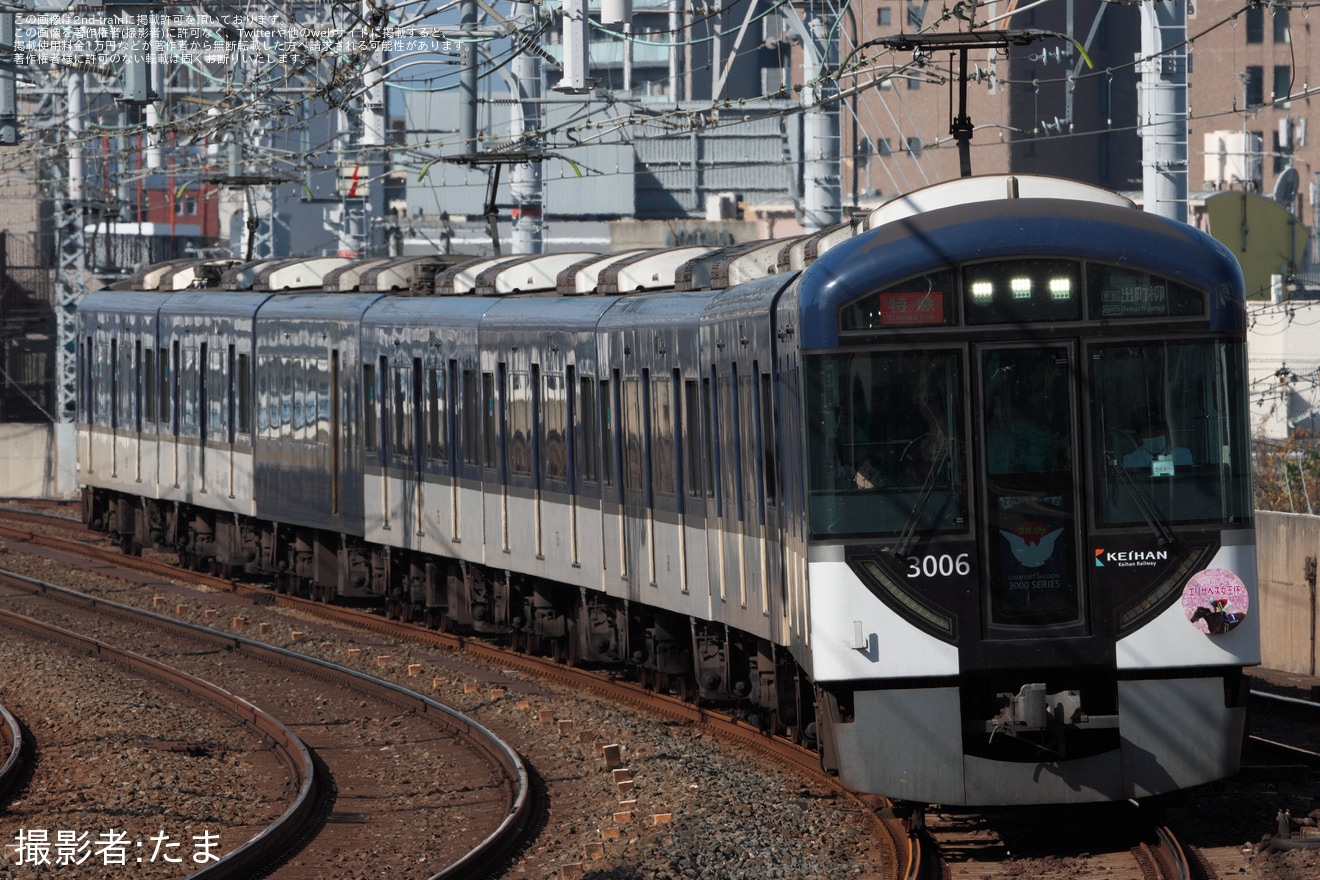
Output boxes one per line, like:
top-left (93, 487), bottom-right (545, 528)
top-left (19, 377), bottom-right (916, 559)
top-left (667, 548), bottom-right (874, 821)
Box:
top-left (800, 12), bottom-right (841, 233)
top-left (510, 1), bottom-right (544, 254)
top-left (1138, 0), bottom-right (1188, 222)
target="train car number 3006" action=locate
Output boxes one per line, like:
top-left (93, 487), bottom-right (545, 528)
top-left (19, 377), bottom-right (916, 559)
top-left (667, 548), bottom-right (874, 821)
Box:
top-left (906, 554), bottom-right (971, 578)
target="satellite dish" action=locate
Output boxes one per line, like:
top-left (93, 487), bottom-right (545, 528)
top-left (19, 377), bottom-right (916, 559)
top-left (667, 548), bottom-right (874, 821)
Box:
top-left (1273, 166), bottom-right (1299, 210)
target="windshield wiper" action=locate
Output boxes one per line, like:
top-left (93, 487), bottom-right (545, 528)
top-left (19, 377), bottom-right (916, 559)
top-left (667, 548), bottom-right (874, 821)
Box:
top-left (892, 436), bottom-right (951, 559)
top-left (1107, 453), bottom-right (1176, 547)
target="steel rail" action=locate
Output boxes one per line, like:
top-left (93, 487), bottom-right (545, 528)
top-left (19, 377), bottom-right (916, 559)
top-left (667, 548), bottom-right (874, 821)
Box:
top-left (0, 565), bottom-right (534, 880)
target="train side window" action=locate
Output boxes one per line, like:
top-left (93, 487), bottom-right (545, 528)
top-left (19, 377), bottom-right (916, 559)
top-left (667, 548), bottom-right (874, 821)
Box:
top-left (237, 352), bottom-right (252, 437)
top-left (761, 372), bottom-right (777, 506)
top-left (545, 372), bottom-right (567, 481)
top-left (144, 346), bottom-right (156, 426)
top-left (426, 366), bottom-right (447, 463)
top-left (579, 376), bottom-right (598, 484)
top-left (292, 358), bottom-right (305, 440)
top-left (509, 370), bottom-right (532, 475)
top-left (651, 374), bottom-right (675, 496)
top-left (461, 369), bottom-right (479, 466)
top-left (363, 362), bottom-right (378, 452)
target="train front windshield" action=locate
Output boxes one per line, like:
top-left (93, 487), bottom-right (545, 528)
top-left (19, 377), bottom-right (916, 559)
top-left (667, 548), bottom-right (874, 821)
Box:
top-left (804, 339), bottom-right (1252, 541)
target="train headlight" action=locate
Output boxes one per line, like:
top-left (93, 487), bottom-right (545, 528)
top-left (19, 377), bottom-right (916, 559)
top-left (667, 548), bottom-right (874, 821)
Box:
top-left (1010, 277), bottom-right (1032, 299)
top-left (970, 280), bottom-right (994, 302)
top-left (1049, 277), bottom-right (1073, 300)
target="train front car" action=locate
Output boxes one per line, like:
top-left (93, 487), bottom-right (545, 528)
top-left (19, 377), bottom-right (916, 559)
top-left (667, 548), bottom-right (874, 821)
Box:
top-left (793, 180), bottom-right (1256, 806)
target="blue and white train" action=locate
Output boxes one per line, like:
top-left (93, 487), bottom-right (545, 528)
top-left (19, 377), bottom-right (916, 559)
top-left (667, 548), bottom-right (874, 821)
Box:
top-left (78, 175), bottom-right (1258, 806)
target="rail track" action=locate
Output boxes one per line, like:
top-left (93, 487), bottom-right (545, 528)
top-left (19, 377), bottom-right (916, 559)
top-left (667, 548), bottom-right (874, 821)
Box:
top-left (925, 803), bottom-right (1201, 880)
top-left (0, 563), bottom-right (533, 879)
top-left (0, 506), bottom-right (914, 878)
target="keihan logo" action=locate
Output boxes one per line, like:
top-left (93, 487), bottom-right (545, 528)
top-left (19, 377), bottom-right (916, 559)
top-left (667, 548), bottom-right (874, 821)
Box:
top-left (1095, 549), bottom-right (1105, 567)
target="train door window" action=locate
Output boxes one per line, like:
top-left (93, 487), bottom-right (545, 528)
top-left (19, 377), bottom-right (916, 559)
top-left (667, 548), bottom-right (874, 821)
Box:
top-left (237, 353), bottom-right (252, 437)
top-left (760, 372), bottom-right (777, 506)
top-left (426, 366), bottom-right (447, 463)
top-left (702, 377), bottom-right (716, 500)
top-left (981, 345), bottom-right (1081, 633)
top-left (292, 358), bottom-right (306, 441)
top-left (144, 347), bottom-right (157, 426)
top-left (461, 369), bottom-right (479, 467)
top-left (579, 376), bottom-right (598, 484)
top-left (317, 358), bottom-right (332, 446)
top-left (623, 376), bottom-right (643, 494)
top-left (718, 374), bottom-right (736, 519)
top-left (134, 341), bottom-right (143, 433)
top-left (79, 337), bottom-right (89, 424)
top-left (739, 370), bottom-right (758, 522)
top-left (199, 343), bottom-right (211, 440)
top-left (509, 370), bottom-right (532, 475)
top-left (158, 346), bottom-right (170, 432)
top-left (282, 358), bottom-right (295, 440)
top-left (171, 342), bottom-right (180, 436)
top-left (392, 363), bottom-right (413, 459)
top-left (257, 358), bottom-right (270, 438)
top-left (208, 346), bottom-right (225, 442)
top-left (651, 374), bottom-right (675, 497)
top-left (545, 372), bottom-right (567, 481)
top-left (363, 362), bottom-right (378, 452)
top-left (180, 346), bottom-right (198, 433)
top-left (331, 351), bottom-right (341, 514)
top-left (225, 346), bottom-right (235, 442)
top-left (482, 371), bottom-right (497, 470)
top-left (601, 377), bottom-right (616, 488)
top-left (684, 379), bottom-right (703, 500)
top-left (110, 339), bottom-right (119, 430)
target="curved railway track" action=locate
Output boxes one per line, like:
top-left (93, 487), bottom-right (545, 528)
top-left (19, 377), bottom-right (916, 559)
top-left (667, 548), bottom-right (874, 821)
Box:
top-left (0, 604), bottom-right (315, 878)
top-left (0, 506), bottom-right (915, 879)
top-left (0, 562), bottom-right (533, 879)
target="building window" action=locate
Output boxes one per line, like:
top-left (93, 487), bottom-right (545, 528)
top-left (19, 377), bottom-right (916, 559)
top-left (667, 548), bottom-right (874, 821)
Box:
top-left (877, 7), bottom-right (891, 26)
top-left (1272, 130), bottom-right (1292, 174)
top-left (907, 136), bottom-right (923, 158)
top-left (1273, 65), bottom-right (1292, 105)
top-left (1244, 66), bottom-right (1264, 107)
top-left (906, 74), bottom-right (920, 90)
top-left (174, 197), bottom-right (197, 216)
top-left (1245, 6), bottom-right (1263, 43)
top-left (1273, 9), bottom-right (1289, 43)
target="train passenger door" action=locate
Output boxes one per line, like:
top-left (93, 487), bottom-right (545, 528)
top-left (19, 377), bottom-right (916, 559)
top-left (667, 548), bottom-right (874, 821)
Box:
top-left (976, 343), bottom-right (1087, 640)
